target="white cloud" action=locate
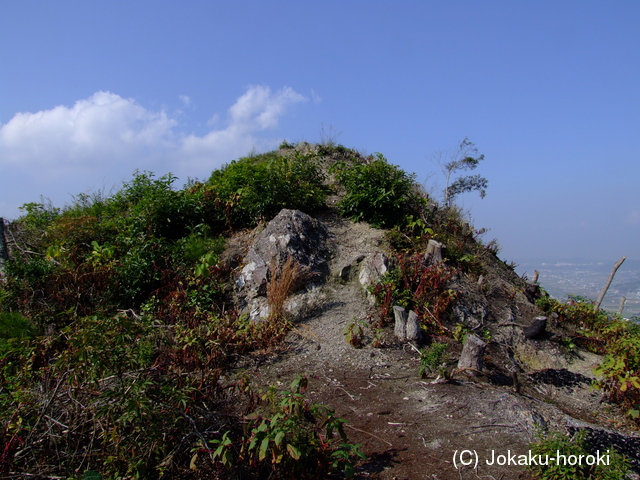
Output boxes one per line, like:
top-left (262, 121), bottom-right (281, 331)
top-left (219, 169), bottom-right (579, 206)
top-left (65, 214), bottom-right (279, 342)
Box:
top-left (180, 86), bottom-right (307, 170)
top-left (0, 91), bottom-right (177, 178)
top-left (0, 85), bottom-right (307, 219)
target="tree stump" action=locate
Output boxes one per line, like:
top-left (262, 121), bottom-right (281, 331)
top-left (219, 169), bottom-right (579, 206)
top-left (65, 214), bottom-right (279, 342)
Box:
top-left (457, 334), bottom-right (486, 376)
top-left (524, 280), bottom-right (541, 300)
top-left (523, 316), bottom-right (547, 339)
top-left (532, 270), bottom-right (540, 283)
top-left (423, 240), bottom-right (444, 266)
top-left (393, 306), bottom-right (408, 340)
top-left (405, 310), bottom-right (423, 344)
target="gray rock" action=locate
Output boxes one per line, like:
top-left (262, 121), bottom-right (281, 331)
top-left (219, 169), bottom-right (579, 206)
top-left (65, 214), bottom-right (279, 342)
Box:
top-left (358, 252), bottom-right (389, 303)
top-left (236, 209), bottom-right (330, 319)
top-left (337, 255), bottom-right (365, 283)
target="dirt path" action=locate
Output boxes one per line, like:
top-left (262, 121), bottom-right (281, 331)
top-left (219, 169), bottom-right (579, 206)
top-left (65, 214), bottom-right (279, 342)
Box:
top-left (235, 213), bottom-right (639, 479)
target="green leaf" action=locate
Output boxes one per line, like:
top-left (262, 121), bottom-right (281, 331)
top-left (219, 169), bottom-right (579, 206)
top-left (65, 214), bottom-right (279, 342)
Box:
top-left (259, 437), bottom-right (270, 461)
top-left (286, 443), bottom-right (302, 460)
top-left (82, 471), bottom-right (102, 480)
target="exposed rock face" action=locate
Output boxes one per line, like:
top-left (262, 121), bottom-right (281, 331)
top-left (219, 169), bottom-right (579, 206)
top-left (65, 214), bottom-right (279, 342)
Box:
top-left (236, 209), bottom-right (330, 319)
top-left (358, 252), bottom-right (389, 303)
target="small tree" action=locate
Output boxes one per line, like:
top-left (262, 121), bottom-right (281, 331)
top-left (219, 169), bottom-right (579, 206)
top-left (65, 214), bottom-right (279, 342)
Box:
top-left (438, 137), bottom-right (488, 207)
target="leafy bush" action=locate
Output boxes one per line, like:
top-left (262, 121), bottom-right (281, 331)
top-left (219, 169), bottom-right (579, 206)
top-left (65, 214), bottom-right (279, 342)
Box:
top-left (331, 154), bottom-right (425, 228)
top-left (208, 151), bottom-right (328, 227)
top-left (537, 296), bottom-right (640, 423)
top-left (528, 429), bottom-right (629, 480)
top-left (371, 254), bottom-right (458, 333)
top-left (207, 376), bottom-right (365, 479)
top-left (0, 312), bottom-right (36, 353)
top-left (594, 329), bottom-right (640, 421)
top-left (419, 342), bottom-right (448, 378)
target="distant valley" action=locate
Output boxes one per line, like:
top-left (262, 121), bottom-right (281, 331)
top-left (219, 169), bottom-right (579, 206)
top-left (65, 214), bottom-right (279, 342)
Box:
top-left (516, 258), bottom-right (640, 318)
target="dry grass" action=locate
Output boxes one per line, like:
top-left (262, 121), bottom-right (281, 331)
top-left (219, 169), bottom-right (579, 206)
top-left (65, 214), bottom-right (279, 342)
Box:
top-left (266, 257), bottom-right (312, 319)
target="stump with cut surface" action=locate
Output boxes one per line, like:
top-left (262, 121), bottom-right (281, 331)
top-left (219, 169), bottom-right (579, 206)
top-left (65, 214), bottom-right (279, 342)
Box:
top-left (523, 316), bottom-right (547, 339)
top-left (423, 239), bottom-right (444, 266)
top-left (457, 334), bottom-right (486, 376)
top-left (393, 306), bottom-right (408, 340)
top-left (405, 310), bottom-right (422, 344)
top-left (393, 306), bottom-right (423, 344)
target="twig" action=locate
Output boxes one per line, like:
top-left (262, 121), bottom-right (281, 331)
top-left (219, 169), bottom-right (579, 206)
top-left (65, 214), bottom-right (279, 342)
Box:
top-left (345, 424), bottom-right (393, 447)
top-left (496, 322), bottom-right (522, 328)
top-left (338, 387), bottom-right (355, 401)
top-left (44, 415), bottom-right (69, 430)
top-left (359, 381), bottom-right (377, 390)
top-left (6, 473), bottom-right (65, 479)
top-left (468, 423), bottom-right (517, 429)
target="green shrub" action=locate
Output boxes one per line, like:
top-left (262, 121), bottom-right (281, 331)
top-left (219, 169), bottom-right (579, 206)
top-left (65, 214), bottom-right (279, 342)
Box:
top-left (332, 153), bottom-right (425, 228)
top-left (111, 238), bottom-right (172, 306)
top-left (594, 330), bottom-right (640, 421)
top-left (419, 342), bottom-right (448, 378)
top-left (110, 171), bottom-right (207, 239)
top-left (0, 312), bottom-right (36, 353)
top-left (173, 225), bottom-right (225, 264)
top-left (17, 200), bottom-right (60, 231)
top-left (528, 429), bottom-right (629, 480)
top-left (208, 151), bottom-right (328, 226)
top-left (208, 376), bottom-right (365, 478)
top-left (536, 296), bottom-right (640, 423)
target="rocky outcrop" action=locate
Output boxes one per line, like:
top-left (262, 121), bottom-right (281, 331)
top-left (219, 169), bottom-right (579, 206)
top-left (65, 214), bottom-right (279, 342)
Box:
top-left (236, 209), bottom-right (330, 320)
top-left (358, 252), bottom-right (389, 304)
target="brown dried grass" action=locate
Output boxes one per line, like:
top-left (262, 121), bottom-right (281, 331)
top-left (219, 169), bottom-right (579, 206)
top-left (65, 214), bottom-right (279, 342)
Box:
top-left (266, 256), bottom-right (312, 319)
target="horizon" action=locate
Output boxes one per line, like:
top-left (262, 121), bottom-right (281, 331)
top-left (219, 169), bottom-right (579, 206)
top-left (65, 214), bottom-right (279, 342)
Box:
top-left (1, 1), bottom-right (638, 265)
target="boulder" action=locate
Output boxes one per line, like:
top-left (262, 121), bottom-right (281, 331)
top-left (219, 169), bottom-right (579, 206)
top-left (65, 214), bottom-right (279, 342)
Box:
top-left (236, 209), bottom-right (330, 319)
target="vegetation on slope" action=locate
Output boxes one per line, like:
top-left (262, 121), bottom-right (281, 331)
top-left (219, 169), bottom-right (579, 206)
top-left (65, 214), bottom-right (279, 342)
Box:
top-left (0, 147), bottom-right (356, 479)
top-left (0, 141), bottom-right (637, 479)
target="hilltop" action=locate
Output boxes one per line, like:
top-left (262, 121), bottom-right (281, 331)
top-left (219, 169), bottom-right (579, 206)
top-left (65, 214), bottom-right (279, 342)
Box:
top-left (0, 142), bottom-right (639, 479)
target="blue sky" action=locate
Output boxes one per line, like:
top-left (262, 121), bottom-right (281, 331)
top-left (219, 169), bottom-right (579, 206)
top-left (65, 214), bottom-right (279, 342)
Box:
top-left (1, 1), bottom-right (638, 265)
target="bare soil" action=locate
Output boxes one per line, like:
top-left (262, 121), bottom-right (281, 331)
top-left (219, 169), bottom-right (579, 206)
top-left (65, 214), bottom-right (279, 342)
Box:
top-left (229, 213), bottom-right (640, 479)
